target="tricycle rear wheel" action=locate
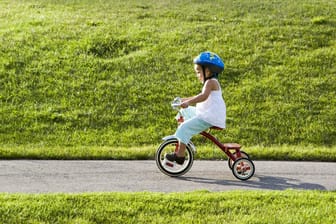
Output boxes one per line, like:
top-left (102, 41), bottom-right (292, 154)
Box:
top-left (232, 158), bottom-right (255, 181)
top-left (228, 151), bottom-right (250, 169)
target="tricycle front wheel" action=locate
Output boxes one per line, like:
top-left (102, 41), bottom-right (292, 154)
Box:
top-left (155, 139), bottom-right (194, 177)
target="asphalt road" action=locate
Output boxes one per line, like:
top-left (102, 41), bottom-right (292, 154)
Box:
top-left (0, 160), bottom-right (335, 193)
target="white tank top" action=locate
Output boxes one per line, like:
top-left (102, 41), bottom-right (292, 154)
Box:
top-left (196, 79), bottom-right (226, 128)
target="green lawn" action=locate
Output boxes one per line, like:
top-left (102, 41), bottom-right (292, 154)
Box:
top-left (1, 0), bottom-right (335, 152)
top-left (0, 190), bottom-right (335, 224)
top-left (1, 144), bottom-right (336, 161)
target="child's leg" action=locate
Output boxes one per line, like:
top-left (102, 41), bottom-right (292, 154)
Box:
top-left (174, 117), bottom-right (211, 157)
top-left (176, 142), bottom-right (186, 157)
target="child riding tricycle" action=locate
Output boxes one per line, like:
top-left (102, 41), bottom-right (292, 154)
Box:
top-left (155, 52), bottom-right (255, 181)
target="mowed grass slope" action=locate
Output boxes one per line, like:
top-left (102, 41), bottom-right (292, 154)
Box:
top-left (0, 0), bottom-right (335, 150)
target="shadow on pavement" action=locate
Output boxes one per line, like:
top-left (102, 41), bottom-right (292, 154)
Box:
top-left (178, 175), bottom-right (326, 190)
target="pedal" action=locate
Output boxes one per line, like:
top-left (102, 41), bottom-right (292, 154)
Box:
top-left (163, 159), bottom-right (174, 168)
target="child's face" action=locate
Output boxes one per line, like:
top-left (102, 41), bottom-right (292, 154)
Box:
top-left (194, 64), bottom-right (204, 83)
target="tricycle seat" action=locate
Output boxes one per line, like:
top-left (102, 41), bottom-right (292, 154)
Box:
top-left (210, 126), bottom-right (223, 131)
top-left (223, 143), bottom-right (241, 150)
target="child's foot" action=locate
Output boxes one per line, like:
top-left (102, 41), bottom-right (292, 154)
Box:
top-left (165, 153), bottom-right (185, 165)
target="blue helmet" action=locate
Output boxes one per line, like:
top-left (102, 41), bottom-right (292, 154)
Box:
top-left (193, 51), bottom-right (224, 74)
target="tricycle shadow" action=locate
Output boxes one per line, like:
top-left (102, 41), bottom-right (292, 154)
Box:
top-left (178, 175), bottom-right (326, 190)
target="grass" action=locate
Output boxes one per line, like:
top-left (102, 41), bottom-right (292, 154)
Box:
top-left (1, 0), bottom-right (335, 152)
top-left (0, 190), bottom-right (335, 223)
top-left (1, 144), bottom-right (336, 161)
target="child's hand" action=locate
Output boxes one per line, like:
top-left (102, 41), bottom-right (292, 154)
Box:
top-left (181, 101), bottom-right (189, 108)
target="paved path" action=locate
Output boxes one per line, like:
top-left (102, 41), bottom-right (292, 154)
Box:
top-left (0, 160), bottom-right (335, 193)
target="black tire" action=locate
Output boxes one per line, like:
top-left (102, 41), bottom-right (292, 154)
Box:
top-left (228, 151), bottom-right (250, 169)
top-left (232, 158), bottom-right (255, 181)
top-left (155, 139), bottom-right (194, 177)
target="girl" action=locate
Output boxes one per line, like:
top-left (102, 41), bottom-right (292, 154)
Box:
top-left (166, 52), bottom-right (226, 165)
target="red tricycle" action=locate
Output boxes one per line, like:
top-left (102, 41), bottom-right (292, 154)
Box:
top-left (155, 98), bottom-right (255, 181)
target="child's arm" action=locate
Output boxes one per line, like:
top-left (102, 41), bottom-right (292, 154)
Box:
top-left (181, 97), bottom-right (194, 102)
top-left (181, 79), bottom-right (218, 108)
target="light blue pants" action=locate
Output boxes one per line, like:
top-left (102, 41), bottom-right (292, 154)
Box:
top-left (175, 114), bottom-right (212, 145)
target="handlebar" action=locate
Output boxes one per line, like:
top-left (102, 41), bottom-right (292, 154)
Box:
top-left (171, 97), bottom-right (181, 110)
